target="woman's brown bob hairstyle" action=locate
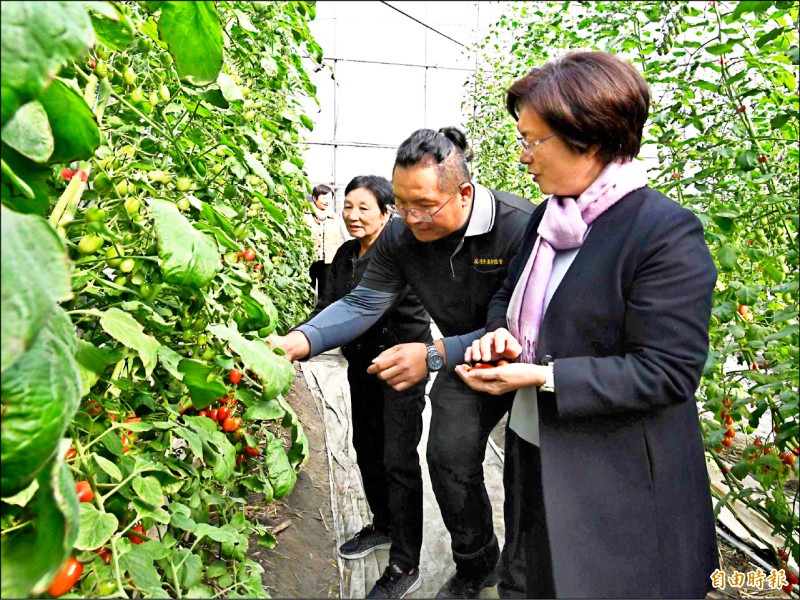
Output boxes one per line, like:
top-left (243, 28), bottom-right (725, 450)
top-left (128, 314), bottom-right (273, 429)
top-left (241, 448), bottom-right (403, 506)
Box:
top-left (506, 51), bottom-right (650, 164)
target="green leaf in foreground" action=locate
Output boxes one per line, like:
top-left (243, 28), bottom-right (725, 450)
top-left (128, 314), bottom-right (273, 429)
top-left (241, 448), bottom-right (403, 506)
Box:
top-left (158, 1), bottom-right (223, 86)
top-left (148, 197), bottom-right (221, 288)
top-left (1, 204), bottom-right (72, 372)
top-left (99, 308), bottom-right (161, 378)
top-left (74, 503), bottom-right (119, 551)
top-left (38, 78), bottom-right (101, 163)
top-left (208, 324), bottom-right (294, 400)
top-left (0, 100), bottom-right (54, 162)
top-left (1, 308), bottom-right (81, 497)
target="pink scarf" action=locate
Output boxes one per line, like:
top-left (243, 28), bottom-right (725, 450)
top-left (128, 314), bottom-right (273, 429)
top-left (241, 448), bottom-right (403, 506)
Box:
top-left (507, 159), bottom-right (648, 364)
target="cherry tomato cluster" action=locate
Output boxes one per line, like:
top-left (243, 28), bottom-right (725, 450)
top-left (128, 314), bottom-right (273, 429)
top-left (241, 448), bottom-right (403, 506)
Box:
top-left (718, 397), bottom-right (735, 448)
top-left (233, 247), bottom-right (264, 272)
top-left (464, 359), bottom-right (510, 372)
top-left (738, 303), bottom-right (754, 322)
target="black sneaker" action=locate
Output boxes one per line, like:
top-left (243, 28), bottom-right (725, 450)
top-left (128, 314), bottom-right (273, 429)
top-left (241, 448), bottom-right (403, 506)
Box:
top-left (435, 570), bottom-right (500, 599)
top-left (338, 524), bottom-right (392, 559)
top-left (367, 563), bottom-right (421, 599)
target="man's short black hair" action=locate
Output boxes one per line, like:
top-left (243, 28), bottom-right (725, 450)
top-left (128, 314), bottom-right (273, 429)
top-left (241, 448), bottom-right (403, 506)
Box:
top-left (394, 127), bottom-right (474, 192)
top-left (312, 184), bottom-right (333, 199)
top-left (344, 175), bottom-right (394, 215)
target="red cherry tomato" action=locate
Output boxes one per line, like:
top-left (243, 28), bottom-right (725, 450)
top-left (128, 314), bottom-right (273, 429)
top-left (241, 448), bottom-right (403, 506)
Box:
top-left (48, 557), bottom-right (84, 597)
top-left (218, 406), bottom-right (231, 421)
top-left (722, 437), bottom-right (732, 448)
top-left (497, 360), bottom-right (510, 367)
top-left (124, 414), bottom-right (141, 423)
top-left (198, 410), bottom-right (209, 418)
top-left (243, 248), bottom-right (256, 261)
top-left (223, 416), bottom-right (240, 432)
top-left (128, 525), bottom-right (146, 545)
top-left (245, 443), bottom-right (260, 456)
top-left (76, 480), bottom-right (94, 503)
top-left (230, 368), bottom-right (242, 384)
top-left (93, 548), bottom-right (112, 565)
top-left (65, 448), bottom-right (77, 460)
top-left (209, 408), bottom-right (219, 421)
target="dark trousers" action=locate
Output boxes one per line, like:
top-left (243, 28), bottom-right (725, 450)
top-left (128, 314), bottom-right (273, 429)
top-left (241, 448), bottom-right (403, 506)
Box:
top-left (309, 260), bottom-right (330, 298)
top-left (427, 371), bottom-right (512, 581)
top-left (348, 364), bottom-right (426, 571)
top-left (497, 426), bottom-right (556, 599)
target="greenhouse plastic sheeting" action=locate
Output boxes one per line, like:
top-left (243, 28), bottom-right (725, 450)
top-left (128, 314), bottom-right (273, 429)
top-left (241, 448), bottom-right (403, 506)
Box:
top-left (300, 352), bottom-right (505, 599)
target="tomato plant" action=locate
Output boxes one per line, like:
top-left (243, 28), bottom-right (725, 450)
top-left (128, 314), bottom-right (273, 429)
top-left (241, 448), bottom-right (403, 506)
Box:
top-left (2, 1), bottom-right (318, 597)
top-left (466, 0), bottom-right (798, 569)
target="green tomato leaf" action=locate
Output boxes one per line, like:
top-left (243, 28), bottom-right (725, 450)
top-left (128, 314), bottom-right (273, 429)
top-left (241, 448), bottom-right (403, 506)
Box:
top-left (257, 530), bottom-right (277, 549)
top-left (1, 442), bottom-right (80, 598)
top-left (193, 523), bottom-right (240, 544)
top-left (157, 345), bottom-right (184, 380)
top-left (0, 1), bottom-right (95, 126)
top-left (148, 197), bottom-right (221, 288)
top-left (94, 454), bottom-right (122, 481)
top-left (217, 72), bottom-right (243, 102)
top-left (75, 340), bottom-right (118, 398)
top-left (177, 359), bottom-right (227, 410)
top-left (1, 478), bottom-right (39, 508)
top-left (1, 204), bottom-right (72, 372)
top-left (0, 100), bottom-right (54, 162)
top-left (158, 1), bottom-right (223, 87)
top-left (208, 324), bottom-right (294, 400)
top-left (242, 399), bottom-right (285, 422)
top-left (734, 150), bottom-right (758, 171)
top-left (736, 285), bottom-right (759, 305)
top-left (1, 308), bottom-right (81, 497)
top-left (242, 149), bottom-right (270, 181)
top-left (132, 497), bottom-right (171, 524)
top-left (716, 245), bottom-right (740, 270)
top-left (119, 545), bottom-right (168, 597)
top-left (264, 431), bottom-right (296, 499)
top-left (74, 503), bottom-right (119, 550)
top-left (87, 1), bottom-right (136, 51)
top-left (39, 78), bottom-right (101, 163)
top-left (99, 308), bottom-right (161, 378)
top-left (132, 475), bottom-right (166, 507)
top-left (174, 547), bottom-right (203, 590)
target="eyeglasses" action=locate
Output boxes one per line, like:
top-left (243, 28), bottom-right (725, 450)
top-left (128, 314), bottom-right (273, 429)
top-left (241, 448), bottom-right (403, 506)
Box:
top-left (517, 134), bottom-right (554, 154)
top-left (389, 182), bottom-right (469, 223)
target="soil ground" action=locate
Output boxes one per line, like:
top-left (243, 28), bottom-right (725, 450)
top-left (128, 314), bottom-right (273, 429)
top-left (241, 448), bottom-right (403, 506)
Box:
top-left (248, 366), bottom-right (792, 599)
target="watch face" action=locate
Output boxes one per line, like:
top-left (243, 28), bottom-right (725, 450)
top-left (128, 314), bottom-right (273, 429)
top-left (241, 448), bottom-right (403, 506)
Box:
top-left (427, 350), bottom-right (444, 371)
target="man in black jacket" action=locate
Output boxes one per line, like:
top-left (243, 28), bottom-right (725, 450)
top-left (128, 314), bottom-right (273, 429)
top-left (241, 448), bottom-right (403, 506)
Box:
top-left (271, 127), bottom-right (534, 599)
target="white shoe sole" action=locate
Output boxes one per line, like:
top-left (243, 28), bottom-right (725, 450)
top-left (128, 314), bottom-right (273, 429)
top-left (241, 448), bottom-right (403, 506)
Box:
top-left (338, 541), bottom-right (392, 559)
top-left (400, 575), bottom-right (422, 598)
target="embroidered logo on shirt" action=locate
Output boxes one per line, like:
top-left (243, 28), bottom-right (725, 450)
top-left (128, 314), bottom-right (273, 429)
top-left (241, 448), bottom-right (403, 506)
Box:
top-left (473, 257), bottom-right (504, 266)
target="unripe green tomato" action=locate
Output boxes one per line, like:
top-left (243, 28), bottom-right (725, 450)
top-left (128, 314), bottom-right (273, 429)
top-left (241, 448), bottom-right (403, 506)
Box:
top-left (180, 316), bottom-right (193, 329)
top-left (119, 258), bottom-right (136, 273)
top-left (140, 100), bottom-right (153, 116)
top-left (247, 209), bottom-right (258, 217)
top-left (139, 282), bottom-right (154, 298)
top-left (120, 145), bottom-right (136, 157)
top-left (124, 196), bottom-right (141, 215)
top-left (130, 87), bottom-right (144, 104)
top-left (130, 271), bottom-right (145, 286)
top-left (196, 334), bottom-right (209, 345)
top-left (225, 252), bottom-right (239, 263)
top-left (123, 66), bottom-right (136, 86)
top-left (105, 246), bottom-right (123, 267)
top-left (182, 330), bottom-right (194, 342)
top-left (235, 225), bottom-right (248, 241)
top-left (201, 347), bottom-right (216, 361)
top-left (258, 326), bottom-right (272, 337)
top-left (247, 175), bottom-right (260, 186)
top-left (176, 177), bottom-right (192, 192)
top-left (115, 179), bottom-right (129, 197)
top-left (95, 45), bottom-right (109, 60)
top-left (159, 84), bottom-right (171, 102)
top-left (177, 198), bottom-right (190, 211)
top-left (160, 53), bottom-right (173, 66)
top-left (85, 206), bottom-right (106, 222)
top-left (93, 173), bottom-right (113, 194)
top-left (243, 99), bottom-right (255, 110)
top-left (78, 234), bottom-right (105, 255)
top-left (132, 213), bottom-right (146, 224)
top-left (243, 110), bottom-right (256, 122)
top-left (192, 318), bottom-right (208, 332)
top-left (95, 60), bottom-right (108, 78)
top-left (149, 90), bottom-right (159, 106)
top-left (95, 580), bottom-right (117, 596)
top-left (122, 233), bottom-right (135, 245)
top-left (114, 275), bottom-right (128, 286)
top-left (211, 163), bottom-right (225, 174)
top-left (138, 38), bottom-right (154, 53)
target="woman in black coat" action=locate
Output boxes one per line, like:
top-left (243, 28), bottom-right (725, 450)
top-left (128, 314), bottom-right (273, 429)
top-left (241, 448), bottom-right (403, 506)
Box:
top-left (456, 52), bottom-right (719, 598)
top-left (296, 175), bottom-right (432, 598)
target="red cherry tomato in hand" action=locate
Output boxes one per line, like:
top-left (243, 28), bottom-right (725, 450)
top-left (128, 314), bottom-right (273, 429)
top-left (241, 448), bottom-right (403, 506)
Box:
top-left (48, 557), bottom-right (84, 597)
top-left (76, 480), bottom-right (94, 503)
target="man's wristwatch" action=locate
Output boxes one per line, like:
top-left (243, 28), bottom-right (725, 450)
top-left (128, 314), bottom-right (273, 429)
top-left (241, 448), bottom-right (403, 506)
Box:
top-left (426, 342), bottom-right (445, 372)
